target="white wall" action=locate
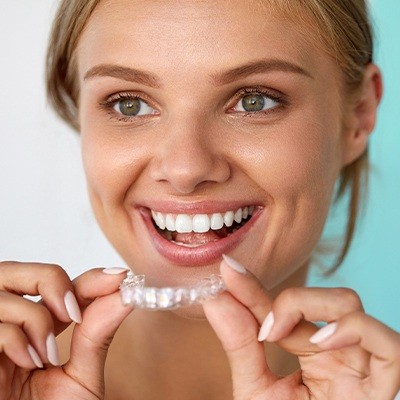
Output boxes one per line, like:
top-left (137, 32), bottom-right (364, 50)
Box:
top-left (0, 0), bottom-right (124, 278)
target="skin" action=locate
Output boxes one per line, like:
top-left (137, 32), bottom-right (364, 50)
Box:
top-left (0, 1), bottom-right (399, 400)
top-left (78, 0), bottom-right (346, 293)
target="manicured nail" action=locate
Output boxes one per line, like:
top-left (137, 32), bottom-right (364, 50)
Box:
top-left (309, 322), bottom-right (338, 344)
top-left (46, 333), bottom-right (60, 366)
top-left (64, 291), bottom-right (82, 324)
top-left (258, 311), bottom-right (274, 341)
top-left (27, 344), bottom-right (43, 368)
top-left (102, 267), bottom-right (130, 275)
top-left (222, 255), bottom-right (247, 274)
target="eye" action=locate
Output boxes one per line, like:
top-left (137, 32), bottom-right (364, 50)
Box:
top-left (113, 97), bottom-right (156, 117)
top-left (233, 92), bottom-right (280, 113)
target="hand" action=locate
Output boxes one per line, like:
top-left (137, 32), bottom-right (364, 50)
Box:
top-left (203, 257), bottom-right (400, 400)
top-left (0, 262), bottom-right (132, 400)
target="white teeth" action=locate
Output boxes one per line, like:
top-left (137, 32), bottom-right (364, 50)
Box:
top-left (192, 214), bottom-right (210, 233)
top-left (210, 213), bottom-right (224, 230)
top-left (165, 214), bottom-right (175, 231)
top-left (234, 208), bottom-right (242, 224)
top-left (223, 211), bottom-right (234, 227)
top-left (151, 206), bottom-right (255, 233)
top-left (175, 214), bottom-right (192, 233)
top-left (152, 211), bottom-right (166, 230)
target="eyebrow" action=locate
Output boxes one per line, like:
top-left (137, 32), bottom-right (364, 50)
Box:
top-left (84, 64), bottom-right (161, 88)
top-left (83, 58), bottom-right (312, 88)
top-left (211, 59), bottom-right (313, 85)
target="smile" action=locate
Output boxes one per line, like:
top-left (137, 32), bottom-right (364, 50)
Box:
top-left (151, 206), bottom-right (255, 246)
top-left (140, 204), bottom-right (262, 266)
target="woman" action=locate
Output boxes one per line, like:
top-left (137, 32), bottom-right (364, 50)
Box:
top-left (0, 0), bottom-right (399, 399)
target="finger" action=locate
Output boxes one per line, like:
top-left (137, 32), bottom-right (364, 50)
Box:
top-left (220, 257), bottom-right (319, 356)
top-left (265, 287), bottom-right (363, 343)
top-left (310, 312), bottom-right (400, 400)
top-left (63, 268), bottom-right (132, 396)
top-left (0, 261), bottom-right (80, 324)
top-left (52, 267), bottom-right (129, 334)
top-left (203, 291), bottom-right (277, 398)
top-left (0, 323), bottom-right (43, 369)
top-left (71, 267), bottom-right (130, 308)
top-left (0, 291), bottom-right (55, 365)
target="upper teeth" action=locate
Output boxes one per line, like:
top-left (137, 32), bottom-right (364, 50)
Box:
top-left (151, 206), bottom-right (254, 233)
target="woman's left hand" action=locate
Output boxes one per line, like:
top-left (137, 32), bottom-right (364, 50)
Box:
top-left (203, 257), bottom-right (400, 400)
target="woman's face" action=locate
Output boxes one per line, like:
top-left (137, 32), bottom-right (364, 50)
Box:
top-left (77, 0), bottom-right (350, 289)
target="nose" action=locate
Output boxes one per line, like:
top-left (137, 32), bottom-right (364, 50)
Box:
top-left (149, 118), bottom-right (231, 194)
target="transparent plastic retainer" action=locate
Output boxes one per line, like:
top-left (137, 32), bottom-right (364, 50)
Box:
top-left (120, 271), bottom-right (226, 310)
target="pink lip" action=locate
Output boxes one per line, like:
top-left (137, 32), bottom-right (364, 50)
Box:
top-left (139, 200), bottom-right (258, 214)
top-left (138, 204), bottom-right (263, 266)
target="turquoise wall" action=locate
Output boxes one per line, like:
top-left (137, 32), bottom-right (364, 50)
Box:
top-left (307, 1), bottom-right (400, 331)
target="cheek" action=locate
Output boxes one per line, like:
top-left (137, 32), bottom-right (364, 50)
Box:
top-left (245, 123), bottom-right (341, 201)
top-left (234, 118), bottom-right (343, 285)
top-left (80, 118), bottom-right (148, 211)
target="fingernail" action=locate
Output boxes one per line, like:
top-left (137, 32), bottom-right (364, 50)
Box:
top-left (222, 254), bottom-right (247, 274)
top-left (64, 291), bottom-right (82, 324)
top-left (102, 267), bottom-right (130, 275)
top-left (309, 322), bottom-right (338, 344)
top-left (258, 311), bottom-right (274, 342)
top-left (27, 344), bottom-right (43, 368)
top-left (46, 333), bottom-right (60, 366)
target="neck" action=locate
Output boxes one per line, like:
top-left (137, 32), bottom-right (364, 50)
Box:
top-left (105, 263), bottom-right (309, 400)
top-left (107, 309), bottom-right (232, 400)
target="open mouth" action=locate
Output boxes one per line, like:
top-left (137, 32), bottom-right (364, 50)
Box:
top-left (150, 206), bottom-right (256, 248)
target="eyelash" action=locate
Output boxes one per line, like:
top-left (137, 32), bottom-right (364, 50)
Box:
top-left (100, 92), bottom-right (157, 123)
top-left (229, 87), bottom-right (286, 115)
top-left (100, 87), bottom-right (287, 122)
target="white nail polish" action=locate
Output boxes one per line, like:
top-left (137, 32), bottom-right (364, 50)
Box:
top-left (258, 311), bottom-right (274, 342)
top-left (46, 333), bottom-right (60, 366)
top-left (309, 322), bottom-right (338, 344)
top-left (64, 291), bottom-right (82, 324)
top-left (27, 344), bottom-right (43, 368)
top-left (222, 255), bottom-right (247, 274)
top-left (102, 267), bottom-right (130, 275)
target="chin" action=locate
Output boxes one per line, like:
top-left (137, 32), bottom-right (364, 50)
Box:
top-left (169, 304), bottom-right (207, 320)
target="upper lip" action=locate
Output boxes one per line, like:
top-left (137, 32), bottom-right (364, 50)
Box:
top-left (136, 200), bottom-right (263, 215)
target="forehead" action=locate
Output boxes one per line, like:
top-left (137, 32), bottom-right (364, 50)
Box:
top-left (76, 0), bottom-right (336, 84)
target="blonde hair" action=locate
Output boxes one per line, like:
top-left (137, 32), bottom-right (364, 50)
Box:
top-left (46, 0), bottom-right (375, 272)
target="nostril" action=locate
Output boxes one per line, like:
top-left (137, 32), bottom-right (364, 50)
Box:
top-left (148, 142), bottom-right (231, 194)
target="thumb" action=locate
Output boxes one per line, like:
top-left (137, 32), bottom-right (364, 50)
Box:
top-left (63, 268), bottom-right (133, 396)
top-left (204, 292), bottom-right (278, 398)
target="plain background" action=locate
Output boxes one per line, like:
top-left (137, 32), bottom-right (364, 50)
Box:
top-left (0, 1), bottom-right (399, 332)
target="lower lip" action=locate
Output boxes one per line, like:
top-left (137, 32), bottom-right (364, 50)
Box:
top-left (139, 207), bottom-right (262, 266)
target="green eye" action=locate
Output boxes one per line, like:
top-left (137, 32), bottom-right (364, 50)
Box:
top-left (118, 98), bottom-right (141, 116)
top-left (241, 94), bottom-right (265, 112)
top-left (234, 92), bottom-right (280, 113)
top-left (113, 97), bottom-right (156, 117)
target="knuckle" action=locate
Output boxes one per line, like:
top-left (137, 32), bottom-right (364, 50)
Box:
top-left (343, 310), bottom-right (366, 327)
top-left (277, 287), bottom-right (304, 306)
top-left (29, 302), bottom-right (54, 327)
top-left (42, 263), bottom-right (69, 282)
top-left (0, 323), bottom-right (25, 343)
top-left (333, 288), bottom-right (363, 311)
top-left (0, 260), bottom-right (20, 273)
top-left (224, 333), bottom-right (255, 355)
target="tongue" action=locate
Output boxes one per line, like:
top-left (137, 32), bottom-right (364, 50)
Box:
top-left (173, 227), bottom-right (228, 245)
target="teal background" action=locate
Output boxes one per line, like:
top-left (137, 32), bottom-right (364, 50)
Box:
top-left (307, 1), bottom-right (400, 331)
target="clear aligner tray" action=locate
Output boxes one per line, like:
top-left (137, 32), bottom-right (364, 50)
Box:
top-left (120, 271), bottom-right (226, 310)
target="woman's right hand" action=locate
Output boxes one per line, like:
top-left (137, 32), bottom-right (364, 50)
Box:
top-left (0, 261), bottom-right (132, 400)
